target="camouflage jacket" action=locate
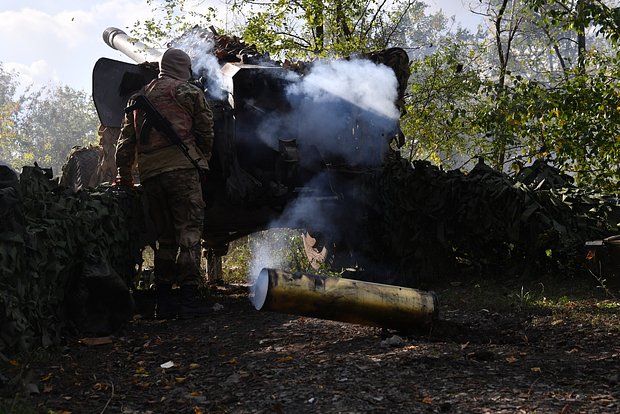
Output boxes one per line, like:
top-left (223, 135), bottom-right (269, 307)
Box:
top-left (116, 76), bottom-right (214, 182)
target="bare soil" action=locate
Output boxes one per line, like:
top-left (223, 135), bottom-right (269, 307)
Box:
top-left (3, 276), bottom-right (620, 414)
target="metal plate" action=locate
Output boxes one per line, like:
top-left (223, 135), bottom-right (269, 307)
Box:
top-left (92, 58), bottom-right (158, 127)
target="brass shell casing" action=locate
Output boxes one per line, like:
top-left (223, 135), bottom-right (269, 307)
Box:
top-left (251, 268), bottom-right (438, 329)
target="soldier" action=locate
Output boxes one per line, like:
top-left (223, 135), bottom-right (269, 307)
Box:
top-left (115, 48), bottom-right (214, 319)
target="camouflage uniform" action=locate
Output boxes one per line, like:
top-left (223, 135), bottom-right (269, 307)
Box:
top-left (115, 48), bottom-right (214, 302)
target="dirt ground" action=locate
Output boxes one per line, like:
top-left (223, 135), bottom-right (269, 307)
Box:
top-left (3, 277), bottom-right (620, 414)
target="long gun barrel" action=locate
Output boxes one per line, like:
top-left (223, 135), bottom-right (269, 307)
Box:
top-left (103, 27), bottom-right (162, 63)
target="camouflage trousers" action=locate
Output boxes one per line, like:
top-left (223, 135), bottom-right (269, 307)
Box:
top-left (142, 169), bottom-right (205, 286)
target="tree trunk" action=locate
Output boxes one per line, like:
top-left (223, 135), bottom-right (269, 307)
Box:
top-left (312, 2), bottom-right (324, 54)
top-left (336, 0), bottom-right (352, 41)
top-left (576, 0), bottom-right (587, 74)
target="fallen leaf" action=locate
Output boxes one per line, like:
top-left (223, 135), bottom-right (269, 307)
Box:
top-left (531, 367), bottom-right (542, 373)
top-left (422, 396), bottom-right (433, 405)
top-left (93, 382), bottom-right (110, 391)
top-left (175, 377), bottom-right (187, 384)
top-left (160, 361), bottom-right (175, 369)
top-left (190, 391), bottom-right (202, 396)
top-left (41, 373), bottom-right (52, 382)
top-left (9, 360), bottom-right (18, 367)
top-left (276, 356), bottom-right (293, 363)
top-left (505, 356), bottom-right (518, 364)
top-left (134, 381), bottom-right (152, 389)
top-left (225, 358), bottom-right (238, 365)
top-left (189, 363), bottom-right (200, 369)
top-left (79, 336), bottom-right (113, 346)
top-left (194, 408), bottom-right (204, 414)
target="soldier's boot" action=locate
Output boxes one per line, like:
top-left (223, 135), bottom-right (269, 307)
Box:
top-left (178, 285), bottom-right (210, 319)
top-left (155, 284), bottom-right (178, 320)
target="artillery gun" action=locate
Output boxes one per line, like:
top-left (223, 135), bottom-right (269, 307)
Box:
top-left (91, 26), bottom-right (409, 280)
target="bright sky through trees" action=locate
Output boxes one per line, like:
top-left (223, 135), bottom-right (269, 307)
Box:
top-left (0, 0), bottom-right (481, 92)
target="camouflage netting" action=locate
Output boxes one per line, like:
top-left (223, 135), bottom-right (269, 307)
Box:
top-left (362, 154), bottom-right (620, 287)
top-left (2, 153), bottom-right (619, 353)
top-left (0, 164), bottom-right (144, 355)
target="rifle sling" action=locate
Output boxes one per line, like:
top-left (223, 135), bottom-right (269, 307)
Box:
top-left (128, 95), bottom-right (202, 171)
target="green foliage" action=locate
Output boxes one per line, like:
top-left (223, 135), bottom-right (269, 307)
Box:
top-left (408, 38), bottom-right (620, 189)
top-left (0, 64), bottom-right (99, 176)
top-left (0, 62), bottom-right (18, 106)
top-left (508, 285), bottom-right (539, 310)
top-left (523, 59), bottom-right (620, 189)
top-left (401, 41), bottom-right (483, 167)
top-left (136, 0), bottom-right (436, 59)
top-left (0, 63), bottom-right (21, 167)
top-left (529, 0), bottom-right (620, 43)
top-left (223, 229), bottom-right (330, 284)
top-left (13, 85), bottom-right (99, 176)
top-left (0, 101), bottom-right (19, 163)
top-left (236, 0), bottom-right (440, 58)
top-left (131, 0), bottom-right (219, 46)
top-left (466, 52), bottom-right (620, 190)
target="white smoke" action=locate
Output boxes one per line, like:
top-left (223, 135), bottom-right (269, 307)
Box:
top-left (247, 230), bottom-right (293, 304)
top-left (257, 58), bottom-right (401, 167)
top-left (246, 58), bottom-right (401, 285)
top-left (170, 28), bottom-right (227, 100)
top-left (288, 59), bottom-right (400, 121)
top-left (247, 234), bottom-right (288, 285)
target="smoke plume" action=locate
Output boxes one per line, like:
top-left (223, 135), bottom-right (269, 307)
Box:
top-left (245, 58), bottom-right (402, 288)
top-left (171, 28), bottom-right (227, 100)
top-left (257, 58), bottom-right (400, 168)
top-left (247, 235), bottom-right (287, 308)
